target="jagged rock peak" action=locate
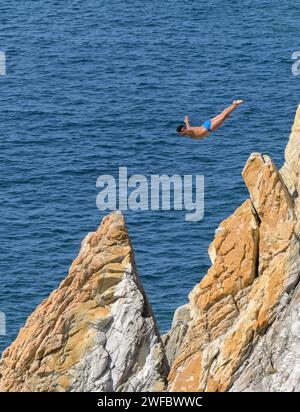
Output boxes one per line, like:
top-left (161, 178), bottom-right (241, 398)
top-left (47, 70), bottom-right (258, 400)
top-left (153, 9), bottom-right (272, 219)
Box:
top-left (0, 211), bottom-right (168, 392)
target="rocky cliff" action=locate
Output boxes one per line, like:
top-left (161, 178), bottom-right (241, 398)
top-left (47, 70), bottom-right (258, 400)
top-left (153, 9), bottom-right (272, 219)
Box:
top-left (1, 106), bottom-right (300, 392)
top-left (0, 211), bottom-right (167, 392)
top-left (167, 105), bottom-right (300, 392)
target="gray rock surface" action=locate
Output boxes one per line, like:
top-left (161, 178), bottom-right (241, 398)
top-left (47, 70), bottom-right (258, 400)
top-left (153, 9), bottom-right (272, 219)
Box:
top-left (162, 304), bottom-right (190, 368)
top-left (230, 282), bottom-right (300, 392)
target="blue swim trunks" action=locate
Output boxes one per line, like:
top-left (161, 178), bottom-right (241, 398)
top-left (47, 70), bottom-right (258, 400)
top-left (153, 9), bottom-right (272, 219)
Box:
top-left (202, 119), bottom-right (212, 132)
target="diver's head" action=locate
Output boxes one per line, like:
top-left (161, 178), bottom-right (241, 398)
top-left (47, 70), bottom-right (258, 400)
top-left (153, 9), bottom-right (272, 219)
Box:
top-left (177, 124), bottom-right (187, 135)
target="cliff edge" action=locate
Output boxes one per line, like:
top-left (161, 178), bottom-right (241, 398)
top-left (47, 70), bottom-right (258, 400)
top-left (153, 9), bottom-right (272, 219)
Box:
top-left (167, 105), bottom-right (300, 392)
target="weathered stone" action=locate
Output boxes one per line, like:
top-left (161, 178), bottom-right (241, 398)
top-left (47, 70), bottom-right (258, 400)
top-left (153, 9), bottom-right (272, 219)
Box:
top-left (168, 108), bottom-right (300, 391)
top-left (168, 199), bottom-right (260, 391)
top-left (243, 153), bottom-right (300, 304)
top-left (281, 104), bottom-right (300, 212)
top-left (229, 106), bottom-right (300, 392)
top-left (0, 211), bottom-right (168, 392)
top-left (162, 304), bottom-right (191, 367)
top-left (230, 281), bottom-right (300, 392)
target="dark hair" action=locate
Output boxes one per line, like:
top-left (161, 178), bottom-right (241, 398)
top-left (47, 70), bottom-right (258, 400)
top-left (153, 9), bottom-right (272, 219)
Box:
top-left (177, 124), bottom-right (185, 133)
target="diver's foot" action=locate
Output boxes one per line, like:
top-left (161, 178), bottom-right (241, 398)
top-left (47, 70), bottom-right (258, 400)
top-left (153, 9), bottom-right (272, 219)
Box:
top-left (233, 99), bottom-right (244, 106)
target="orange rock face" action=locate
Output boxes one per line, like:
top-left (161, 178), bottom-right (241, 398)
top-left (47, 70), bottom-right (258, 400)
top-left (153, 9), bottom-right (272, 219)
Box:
top-left (0, 211), bottom-right (167, 392)
top-left (168, 107), bottom-right (300, 392)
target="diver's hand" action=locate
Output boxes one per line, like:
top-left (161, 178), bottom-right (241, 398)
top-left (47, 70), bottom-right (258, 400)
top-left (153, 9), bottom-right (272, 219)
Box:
top-left (184, 115), bottom-right (192, 131)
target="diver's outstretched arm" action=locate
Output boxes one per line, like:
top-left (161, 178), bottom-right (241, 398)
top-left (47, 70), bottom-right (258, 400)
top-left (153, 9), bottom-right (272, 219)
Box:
top-left (184, 115), bottom-right (192, 130)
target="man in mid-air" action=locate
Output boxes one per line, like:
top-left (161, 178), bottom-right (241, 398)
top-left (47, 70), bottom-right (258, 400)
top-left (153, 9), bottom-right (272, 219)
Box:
top-left (177, 100), bottom-right (244, 139)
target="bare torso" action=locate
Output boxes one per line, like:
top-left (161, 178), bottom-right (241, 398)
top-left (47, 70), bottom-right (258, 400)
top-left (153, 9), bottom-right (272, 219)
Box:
top-left (186, 126), bottom-right (211, 139)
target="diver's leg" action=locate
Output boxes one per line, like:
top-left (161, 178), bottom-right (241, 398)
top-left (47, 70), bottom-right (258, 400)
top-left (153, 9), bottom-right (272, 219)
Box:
top-left (210, 100), bottom-right (243, 131)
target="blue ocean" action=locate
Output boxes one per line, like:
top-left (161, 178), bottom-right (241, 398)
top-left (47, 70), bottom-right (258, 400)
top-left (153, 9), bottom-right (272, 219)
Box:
top-left (1, 0), bottom-right (300, 354)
